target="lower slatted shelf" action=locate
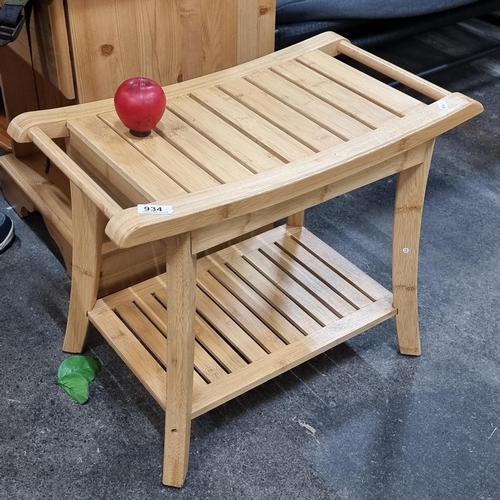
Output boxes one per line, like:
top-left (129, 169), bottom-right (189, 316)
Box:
top-left (88, 225), bottom-right (396, 418)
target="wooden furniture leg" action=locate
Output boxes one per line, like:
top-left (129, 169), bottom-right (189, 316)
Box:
top-left (0, 165), bottom-right (36, 217)
top-left (163, 233), bottom-right (196, 487)
top-left (63, 183), bottom-right (106, 353)
top-left (392, 139), bottom-right (435, 355)
top-left (286, 211), bottom-right (305, 227)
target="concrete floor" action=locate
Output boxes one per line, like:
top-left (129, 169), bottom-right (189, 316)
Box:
top-left (1, 23), bottom-right (500, 500)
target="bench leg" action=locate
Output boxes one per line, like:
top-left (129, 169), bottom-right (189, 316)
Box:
top-left (163, 233), bottom-right (196, 487)
top-left (392, 140), bottom-right (434, 356)
top-left (63, 184), bottom-right (106, 353)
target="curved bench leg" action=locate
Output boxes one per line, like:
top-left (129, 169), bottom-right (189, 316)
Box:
top-left (392, 140), bottom-right (435, 356)
top-left (63, 184), bottom-right (106, 353)
top-left (163, 233), bottom-right (196, 487)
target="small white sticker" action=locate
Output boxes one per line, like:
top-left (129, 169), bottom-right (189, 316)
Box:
top-left (137, 204), bottom-right (173, 214)
top-left (437, 100), bottom-right (448, 111)
top-left (402, 247), bottom-right (410, 254)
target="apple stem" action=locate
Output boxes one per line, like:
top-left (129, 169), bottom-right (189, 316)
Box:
top-left (130, 129), bottom-right (151, 137)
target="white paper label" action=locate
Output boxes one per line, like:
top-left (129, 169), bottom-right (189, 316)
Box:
top-left (437, 100), bottom-right (448, 111)
top-left (137, 204), bottom-right (173, 214)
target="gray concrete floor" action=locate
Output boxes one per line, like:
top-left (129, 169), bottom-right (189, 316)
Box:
top-left (1, 22), bottom-right (500, 500)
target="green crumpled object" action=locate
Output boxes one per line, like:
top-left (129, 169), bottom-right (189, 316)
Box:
top-left (56, 355), bottom-right (100, 404)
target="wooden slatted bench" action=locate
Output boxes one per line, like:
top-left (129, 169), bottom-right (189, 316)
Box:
top-left (7, 32), bottom-right (482, 487)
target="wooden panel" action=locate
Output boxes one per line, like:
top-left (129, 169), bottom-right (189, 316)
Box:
top-left (153, 109), bottom-right (255, 183)
top-left (206, 264), bottom-right (308, 343)
top-left (168, 94), bottom-right (284, 173)
top-left (89, 227), bottom-right (396, 421)
top-left (273, 236), bottom-right (373, 309)
top-left (198, 271), bottom-right (287, 353)
top-left (237, 0), bottom-right (276, 64)
top-left (64, 0), bottom-right (275, 103)
top-left (98, 112), bottom-right (224, 194)
top-left (0, 108), bottom-right (11, 151)
top-left (5, 0), bottom-right (75, 99)
top-left (219, 78), bottom-right (344, 151)
top-left (272, 60), bottom-right (398, 128)
top-left (68, 115), bottom-right (187, 202)
top-left (244, 69), bottom-right (372, 140)
top-left (65, 0), bottom-right (180, 102)
top-left (257, 242), bottom-right (359, 316)
top-left (235, 250), bottom-right (340, 326)
top-left (298, 50), bottom-right (423, 116)
top-left (0, 45), bottom-right (74, 157)
top-left (191, 87), bottom-right (315, 162)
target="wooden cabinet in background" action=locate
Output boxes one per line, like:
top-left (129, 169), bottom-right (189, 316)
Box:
top-left (1, 0), bottom-right (276, 145)
top-left (0, 0), bottom-right (276, 293)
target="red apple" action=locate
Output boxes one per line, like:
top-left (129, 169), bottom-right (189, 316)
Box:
top-left (113, 77), bottom-right (167, 137)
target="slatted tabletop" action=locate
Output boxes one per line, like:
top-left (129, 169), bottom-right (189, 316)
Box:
top-left (65, 47), bottom-right (425, 207)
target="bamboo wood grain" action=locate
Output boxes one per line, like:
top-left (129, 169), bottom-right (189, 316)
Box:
top-left (194, 287), bottom-right (269, 363)
top-left (131, 293), bottom-right (226, 383)
top-left (152, 111), bottom-right (255, 183)
top-left (8, 32), bottom-right (347, 143)
top-left (272, 60), bottom-right (398, 128)
top-left (163, 234), bottom-right (196, 487)
top-left (297, 50), bottom-right (424, 116)
top-left (190, 299), bottom-right (395, 418)
top-left (114, 300), bottom-right (207, 389)
top-left (97, 112), bottom-right (221, 194)
top-left (89, 301), bottom-right (168, 407)
top-left (275, 236), bottom-right (373, 309)
top-left (88, 227), bottom-right (396, 420)
top-left (194, 315), bottom-right (248, 374)
top-left (191, 87), bottom-right (315, 162)
top-left (27, 127), bottom-right (121, 219)
top-left (392, 140), bottom-right (435, 355)
top-left (190, 143), bottom-right (427, 254)
top-left (244, 69), bottom-right (373, 140)
top-left (242, 249), bottom-right (340, 325)
top-left (63, 184), bottom-right (106, 353)
top-left (295, 229), bottom-right (391, 301)
top-left (167, 94), bottom-right (284, 173)
top-left (68, 116), bottom-right (188, 201)
top-left (258, 242), bottom-right (360, 316)
top-left (206, 264), bottom-right (307, 343)
top-left (198, 272), bottom-right (287, 353)
top-left (219, 78), bottom-right (345, 151)
top-left (107, 93), bottom-right (482, 249)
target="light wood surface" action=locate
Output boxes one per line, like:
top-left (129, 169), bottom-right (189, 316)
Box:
top-left (63, 184), bottom-right (106, 352)
top-left (163, 233), bottom-right (196, 487)
top-left (392, 140), bottom-right (435, 355)
top-left (3, 0), bottom-right (75, 100)
top-left (7, 33), bottom-right (483, 487)
top-left (64, 0), bottom-right (275, 102)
